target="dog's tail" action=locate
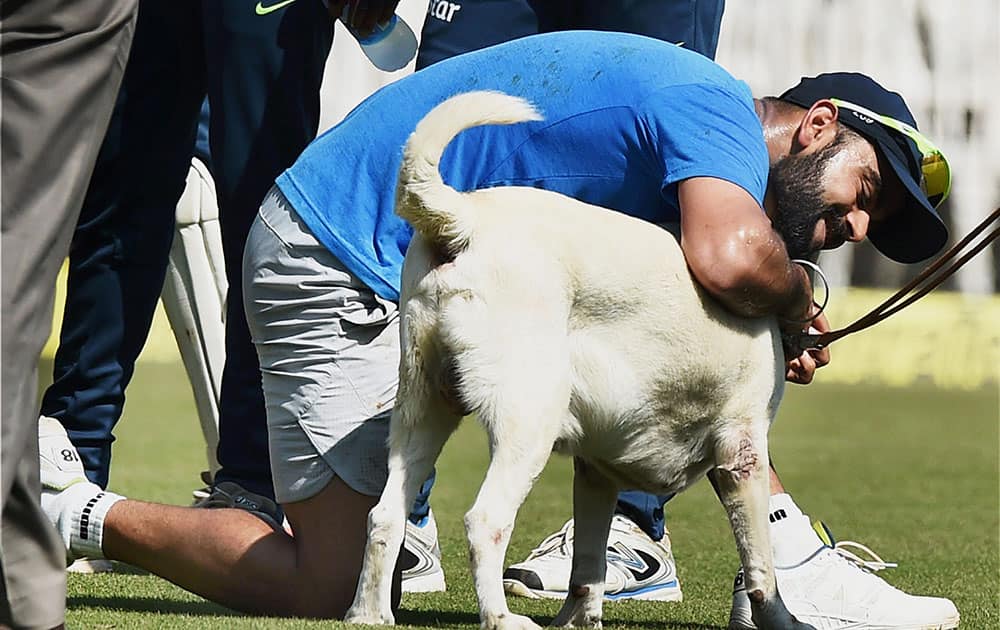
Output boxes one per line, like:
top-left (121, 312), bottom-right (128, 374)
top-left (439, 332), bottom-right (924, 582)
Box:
top-left (397, 90), bottom-right (543, 254)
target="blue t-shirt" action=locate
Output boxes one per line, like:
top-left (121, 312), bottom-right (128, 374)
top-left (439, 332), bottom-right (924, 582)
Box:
top-left (277, 31), bottom-right (768, 301)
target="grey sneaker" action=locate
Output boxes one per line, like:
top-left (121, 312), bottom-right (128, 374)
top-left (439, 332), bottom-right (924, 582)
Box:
top-left (401, 510), bottom-right (446, 593)
top-left (192, 481), bottom-right (283, 532)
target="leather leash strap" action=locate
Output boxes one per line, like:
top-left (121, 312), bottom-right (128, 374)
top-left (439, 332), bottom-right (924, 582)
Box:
top-left (794, 206), bottom-right (1000, 350)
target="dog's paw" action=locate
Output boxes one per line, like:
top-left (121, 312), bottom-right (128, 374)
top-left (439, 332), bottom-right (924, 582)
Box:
top-left (344, 607), bottom-right (395, 626)
top-left (551, 589), bottom-right (603, 628)
top-left (551, 607), bottom-right (603, 629)
top-left (481, 612), bottom-right (543, 630)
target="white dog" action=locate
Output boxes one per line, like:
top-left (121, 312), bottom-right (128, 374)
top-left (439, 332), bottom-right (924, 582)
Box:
top-left (346, 91), bottom-right (814, 630)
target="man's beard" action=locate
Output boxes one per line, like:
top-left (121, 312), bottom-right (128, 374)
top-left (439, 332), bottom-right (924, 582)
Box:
top-left (768, 134), bottom-right (852, 259)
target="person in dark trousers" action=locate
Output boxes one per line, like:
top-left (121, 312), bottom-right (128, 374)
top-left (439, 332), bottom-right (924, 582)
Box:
top-left (418, 0), bottom-right (725, 69)
top-left (1, 0), bottom-right (137, 626)
top-left (38, 0), bottom-right (335, 520)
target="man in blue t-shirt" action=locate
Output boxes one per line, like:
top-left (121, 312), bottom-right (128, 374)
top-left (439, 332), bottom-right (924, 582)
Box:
top-left (39, 32), bottom-right (959, 627)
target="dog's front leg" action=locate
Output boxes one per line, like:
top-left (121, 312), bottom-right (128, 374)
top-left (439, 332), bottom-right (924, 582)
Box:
top-left (708, 428), bottom-right (815, 630)
top-left (551, 458), bottom-right (616, 629)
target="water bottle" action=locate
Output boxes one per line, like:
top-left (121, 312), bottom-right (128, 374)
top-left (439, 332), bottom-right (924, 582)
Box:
top-left (337, 6), bottom-right (418, 72)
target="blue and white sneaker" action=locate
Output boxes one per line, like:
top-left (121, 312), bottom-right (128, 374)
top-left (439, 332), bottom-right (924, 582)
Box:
top-left (401, 509), bottom-right (446, 593)
top-left (503, 514), bottom-right (682, 602)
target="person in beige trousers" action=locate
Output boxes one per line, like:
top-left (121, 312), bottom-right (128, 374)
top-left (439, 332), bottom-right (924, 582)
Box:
top-left (1, 1), bottom-right (137, 626)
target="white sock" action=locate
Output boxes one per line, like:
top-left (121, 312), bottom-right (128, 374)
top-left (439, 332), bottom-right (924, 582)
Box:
top-left (52, 483), bottom-right (125, 560)
top-left (767, 493), bottom-right (824, 567)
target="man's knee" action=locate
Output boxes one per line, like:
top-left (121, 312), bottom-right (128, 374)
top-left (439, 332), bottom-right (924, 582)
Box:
top-left (282, 475), bottom-right (401, 618)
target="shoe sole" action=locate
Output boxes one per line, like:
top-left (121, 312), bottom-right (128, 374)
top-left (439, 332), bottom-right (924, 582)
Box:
top-left (504, 579), bottom-right (683, 602)
top-left (728, 615), bottom-right (961, 630)
top-left (402, 570), bottom-right (447, 593)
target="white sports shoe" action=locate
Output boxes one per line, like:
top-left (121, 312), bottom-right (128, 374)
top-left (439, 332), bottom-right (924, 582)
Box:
top-left (728, 523), bottom-right (960, 630)
top-left (503, 514), bottom-right (682, 601)
top-left (401, 510), bottom-right (446, 593)
top-left (39, 416), bottom-right (100, 565)
top-left (67, 558), bottom-right (116, 573)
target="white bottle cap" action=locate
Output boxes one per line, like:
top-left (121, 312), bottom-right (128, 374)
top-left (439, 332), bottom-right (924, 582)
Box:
top-left (349, 13), bottom-right (418, 72)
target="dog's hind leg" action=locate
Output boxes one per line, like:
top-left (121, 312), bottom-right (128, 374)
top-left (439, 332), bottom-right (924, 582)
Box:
top-left (551, 458), bottom-right (617, 629)
top-left (464, 364), bottom-right (571, 629)
top-left (708, 426), bottom-right (815, 630)
top-left (347, 348), bottom-right (463, 625)
top-left (466, 430), bottom-right (555, 630)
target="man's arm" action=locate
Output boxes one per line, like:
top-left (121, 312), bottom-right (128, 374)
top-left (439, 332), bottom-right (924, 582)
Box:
top-left (677, 177), bottom-right (813, 322)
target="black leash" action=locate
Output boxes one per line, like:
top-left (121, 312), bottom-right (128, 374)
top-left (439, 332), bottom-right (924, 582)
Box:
top-left (790, 206), bottom-right (1000, 351)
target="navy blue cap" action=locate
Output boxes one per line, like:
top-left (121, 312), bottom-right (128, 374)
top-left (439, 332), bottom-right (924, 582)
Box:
top-left (779, 73), bottom-right (948, 263)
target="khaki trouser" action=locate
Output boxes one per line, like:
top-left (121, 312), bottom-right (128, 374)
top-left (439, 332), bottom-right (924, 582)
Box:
top-left (1, 0), bottom-right (137, 626)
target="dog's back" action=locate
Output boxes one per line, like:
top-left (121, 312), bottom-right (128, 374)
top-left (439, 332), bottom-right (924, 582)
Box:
top-left (395, 91), bottom-right (783, 496)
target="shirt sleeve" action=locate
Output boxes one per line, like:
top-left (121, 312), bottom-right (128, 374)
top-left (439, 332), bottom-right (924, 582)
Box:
top-left (640, 82), bottom-right (770, 209)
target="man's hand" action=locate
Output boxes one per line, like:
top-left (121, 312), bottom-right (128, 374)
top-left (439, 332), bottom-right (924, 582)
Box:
top-left (328, 0), bottom-right (399, 37)
top-left (782, 310), bottom-right (831, 384)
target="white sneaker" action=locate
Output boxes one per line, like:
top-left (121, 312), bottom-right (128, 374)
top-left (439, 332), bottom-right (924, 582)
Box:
top-left (728, 523), bottom-right (960, 630)
top-left (503, 514), bottom-right (682, 601)
top-left (67, 558), bottom-right (116, 574)
top-left (39, 416), bottom-right (100, 566)
top-left (401, 510), bottom-right (446, 593)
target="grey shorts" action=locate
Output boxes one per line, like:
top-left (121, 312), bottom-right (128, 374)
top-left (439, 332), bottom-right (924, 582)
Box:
top-left (242, 188), bottom-right (398, 504)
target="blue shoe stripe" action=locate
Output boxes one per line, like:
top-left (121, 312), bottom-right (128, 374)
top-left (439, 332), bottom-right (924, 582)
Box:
top-left (408, 514), bottom-right (430, 527)
top-left (605, 579), bottom-right (679, 600)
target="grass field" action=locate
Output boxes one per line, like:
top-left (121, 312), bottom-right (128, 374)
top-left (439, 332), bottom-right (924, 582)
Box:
top-left (41, 355), bottom-right (998, 629)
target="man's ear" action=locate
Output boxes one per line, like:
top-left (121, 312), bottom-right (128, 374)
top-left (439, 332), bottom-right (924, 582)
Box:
top-left (794, 99), bottom-right (839, 153)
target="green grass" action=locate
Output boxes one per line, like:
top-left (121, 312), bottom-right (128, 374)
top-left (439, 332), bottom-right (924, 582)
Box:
top-left (43, 358), bottom-right (999, 628)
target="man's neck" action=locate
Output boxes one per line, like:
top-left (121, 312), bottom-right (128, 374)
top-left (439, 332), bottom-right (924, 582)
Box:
top-left (754, 98), bottom-right (785, 220)
top-left (754, 98), bottom-right (798, 166)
